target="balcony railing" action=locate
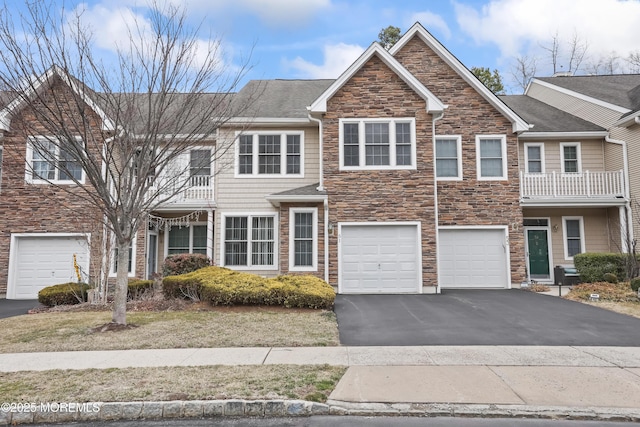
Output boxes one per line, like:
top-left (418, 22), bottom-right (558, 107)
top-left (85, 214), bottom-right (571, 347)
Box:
top-left (151, 174), bottom-right (214, 204)
top-left (520, 170), bottom-right (625, 200)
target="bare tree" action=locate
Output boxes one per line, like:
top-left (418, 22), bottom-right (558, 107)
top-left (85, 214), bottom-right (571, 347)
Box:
top-left (510, 54), bottom-right (537, 93)
top-left (0, 1), bottom-right (257, 324)
top-left (540, 31), bottom-right (561, 75)
top-left (627, 51), bottom-right (640, 73)
top-left (566, 31), bottom-right (588, 75)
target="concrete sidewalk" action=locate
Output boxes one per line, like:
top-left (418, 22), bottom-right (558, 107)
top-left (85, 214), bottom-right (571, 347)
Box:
top-left (2, 345), bottom-right (640, 420)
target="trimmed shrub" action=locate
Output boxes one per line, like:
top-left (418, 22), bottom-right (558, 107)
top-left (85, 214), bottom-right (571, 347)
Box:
top-left (38, 282), bottom-right (91, 306)
top-left (162, 253), bottom-right (211, 277)
top-left (566, 281), bottom-right (638, 302)
top-left (127, 279), bottom-right (155, 300)
top-left (631, 277), bottom-right (640, 293)
top-left (162, 266), bottom-right (335, 309)
top-left (602, 273), bottom-right (618, 284)
top-left (573, 253), bottom-right (626, 283)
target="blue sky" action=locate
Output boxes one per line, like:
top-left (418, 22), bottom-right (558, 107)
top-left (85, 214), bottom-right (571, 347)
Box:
top-left (6, 0), bottom-right (640, 93)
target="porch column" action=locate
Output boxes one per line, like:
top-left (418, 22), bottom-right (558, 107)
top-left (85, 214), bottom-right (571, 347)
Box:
top-left (207, 209), bottom-right (214, 262)
top-left (620, 206), bottom-right (629, 253)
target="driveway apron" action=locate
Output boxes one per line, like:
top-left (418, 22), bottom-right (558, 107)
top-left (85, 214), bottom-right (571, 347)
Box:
top-left (334, 290), bottom-right (640, 346)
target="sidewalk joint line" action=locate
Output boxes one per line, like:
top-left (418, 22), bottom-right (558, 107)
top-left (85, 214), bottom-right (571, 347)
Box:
top-left (261, 347), bottom-right (272, 365)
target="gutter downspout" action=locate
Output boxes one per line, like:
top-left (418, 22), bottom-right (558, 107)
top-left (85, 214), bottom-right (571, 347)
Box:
top-left (308, 110), bottom-right (329, 283)
top-left (432, 111), bottom-right (445, 294)
top-left (605, 134), bottom-right (633, 252)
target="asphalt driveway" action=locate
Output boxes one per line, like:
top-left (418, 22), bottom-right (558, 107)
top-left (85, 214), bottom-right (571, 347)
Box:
top-left (335, 290), bottom-right (640, 346)
top-left (0, 299), bottom-right (42, 319)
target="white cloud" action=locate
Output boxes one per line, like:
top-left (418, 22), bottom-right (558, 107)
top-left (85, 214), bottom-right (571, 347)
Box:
top-left (409, 11), bottom-right (451, 39)
top-left (284, 43), bottom-right (364, 79)
top-left (454, 0), bottom-right (640, 64)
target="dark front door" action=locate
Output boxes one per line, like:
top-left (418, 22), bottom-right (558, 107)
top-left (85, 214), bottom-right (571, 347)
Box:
top-left (527, 229), bottom-right (550, 278)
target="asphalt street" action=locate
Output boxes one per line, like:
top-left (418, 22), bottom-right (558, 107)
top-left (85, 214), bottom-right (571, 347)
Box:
top-left (335, 290), bottom-right (640, 346)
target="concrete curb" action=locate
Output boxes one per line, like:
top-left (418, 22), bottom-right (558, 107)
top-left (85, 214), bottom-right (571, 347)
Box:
top-left (2, 399), bottom-right (640, 425)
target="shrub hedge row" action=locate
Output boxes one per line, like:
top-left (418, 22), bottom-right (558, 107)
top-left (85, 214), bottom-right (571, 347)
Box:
top-left (573, 253), bottom-right (628, 283)
top-left (162, 266), bottom-right (335, 309)
top-left (162, 253), bottom-right (211, 276)
top-left (38, 279), bottom-right (155, 307)
top-left (38, 282), bottom-right (91, 306)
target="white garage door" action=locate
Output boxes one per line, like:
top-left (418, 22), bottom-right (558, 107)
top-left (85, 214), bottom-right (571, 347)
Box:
top-left (8, 235), bottom-right (90, 299)
top-left (340, 224), bottom-right (420, 294)
top-left (439, 229), bottom-right (508, 288)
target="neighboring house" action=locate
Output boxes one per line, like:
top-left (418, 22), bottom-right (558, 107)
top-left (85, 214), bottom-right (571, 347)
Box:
top-left (1, 22), bottom-right (638, 299)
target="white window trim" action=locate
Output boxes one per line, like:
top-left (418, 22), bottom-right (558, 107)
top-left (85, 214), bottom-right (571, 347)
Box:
top-left (339, 118), bottom-right (417, 171)
top-left (524, 142), bottom-right (545, 174)
top-left (476, 135), bottom-right (508, 181)
top-left (25, 136), bottom-right (86, 184)
top-left (234, 131), bottom-right (304, 178)
top-left (220, 212), bottom-right (279, 270)
top-left (163, 222), bottom-right (208, 257)
top-left (562, 216), bottom-right (585, 261)
top-left (435, 135), bottom-right (462, 181)
top-left (560, 142), bottom-right (582, 174)
top-left (289, 207), bottom-right (318, 272)
top-left (109, 234), bottom-right (137, 278)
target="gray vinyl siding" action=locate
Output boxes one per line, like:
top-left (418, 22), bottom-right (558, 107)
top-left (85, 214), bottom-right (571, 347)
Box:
top-left (527, 82), bottom-right (623, 128)
top-left (518, 139), bottom-right (607, 174)
top-left (523, 207), bottom-right (613, 266)
top-left (611, 124), bottom-right (640, 242)
top-left (213, 125), bottom-right (321, 268)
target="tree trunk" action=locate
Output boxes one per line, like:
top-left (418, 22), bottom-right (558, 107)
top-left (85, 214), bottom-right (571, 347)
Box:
top-left (112, 239), bottom-right (130, 325)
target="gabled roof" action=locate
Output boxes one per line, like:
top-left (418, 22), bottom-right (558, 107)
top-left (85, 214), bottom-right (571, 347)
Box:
top-left (0, 66), bottom-right (115, 132)
top-left (390, 23), bottom-right (530, 134)
top-left (265, 183), bottom-right (327, 207)
top-left (536, 74), bottom-right (640, 111)
top-left (309, 42), bottom-right (446, 114)
top-left (500, 95), bottom-right (606, 136)
top-left (230, 79), bottom-right (333, 122)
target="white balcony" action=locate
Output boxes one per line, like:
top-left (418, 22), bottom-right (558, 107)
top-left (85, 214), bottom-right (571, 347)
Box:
top-left (151, 174), bottom-right (215, 207)
top-left (520, 170), bottom-right (626, 203)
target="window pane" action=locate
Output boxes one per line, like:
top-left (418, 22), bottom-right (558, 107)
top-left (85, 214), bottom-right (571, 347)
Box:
top-left (286, 135), bottom-right (301, 174)
top-left (395, 122), bottom-right (411, 144)
top-left (190, 150), bottom-right (211, 176)
top-left (365, 123), bottom-right (390, 166)
top-left (32, 140), bottom-right (56, 179)
top-left (239, 135), bottom-right (253, 174)
top-left (258, 135), bottom-right (281, 174)
top-left (343, 123), bottom-right (359, 166)
top-left (563, 146), bottom-right (578, 173)
top-left (396, 144), bottom-right (412, 166)
top-left (168, 227), bottom-right (190, 255)
top-left (252, 216), bottom-right (274, 266)
top-left (480, 139), bottom-right (503, 177)
top-left (436, 139), bottom-right (458, 177)
top-left (565, 219), bottom-right (582, 257)
top-left (566, 220), bottom-right (580, 238)
top-left (192, 225), bottom-right (208, 254)
top-left (294, 212), bottom-right (313, 267)
top-left (396, 123), bottom-right (412, 166)
top-left (527, 145), bottom-right (542, 173)
top-left (225, 217), bottom-right (248, 265)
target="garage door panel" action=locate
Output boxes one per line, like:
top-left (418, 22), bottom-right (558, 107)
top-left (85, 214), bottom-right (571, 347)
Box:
top-left (9, 235), bottom-right (90, 299)
top-left (439, 229), bottom-right (508, 289)
top-left (340, 225), bottom-right (420, 294)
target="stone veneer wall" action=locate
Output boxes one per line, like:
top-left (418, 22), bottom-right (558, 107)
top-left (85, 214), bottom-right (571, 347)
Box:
top-left (0, 78), bottom-right (107, 295)
top-left (322, 55), bottom-right (438, 288)
top-left (393, 36), bottom-right (526, 284)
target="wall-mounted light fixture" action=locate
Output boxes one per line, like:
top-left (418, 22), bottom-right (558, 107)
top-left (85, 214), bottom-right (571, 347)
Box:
top-left (328, 222), bottom-right (335, 235)
top-left (552, 224), bottom-right (559, 233)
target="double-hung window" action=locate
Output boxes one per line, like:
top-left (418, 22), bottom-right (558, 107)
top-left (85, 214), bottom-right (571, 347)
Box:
top-left (563, 217), bottom-right (585, 259)
top-left (110, 235), bottom-right (136, 277)
top-left (524, 143), bottom-right (544, 173)
top-left (167, 225), bottom-right (207, 255)
top-left (236, 132), bottom-right (303, 177)
top-left (289, 208), bottom-right (317, 271)
top-left (560, 143), bottom-right (581, 173)
top-left (339, 118), bottom-right (416, 170)
top-left (223, 214), bottom-right (276, 269)
top-left (26, 136), bottom-right (84, 183)
top-left (476, 135), bottom-right (507, 180)
top-left (435, 136), bottom-right (462, 180)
